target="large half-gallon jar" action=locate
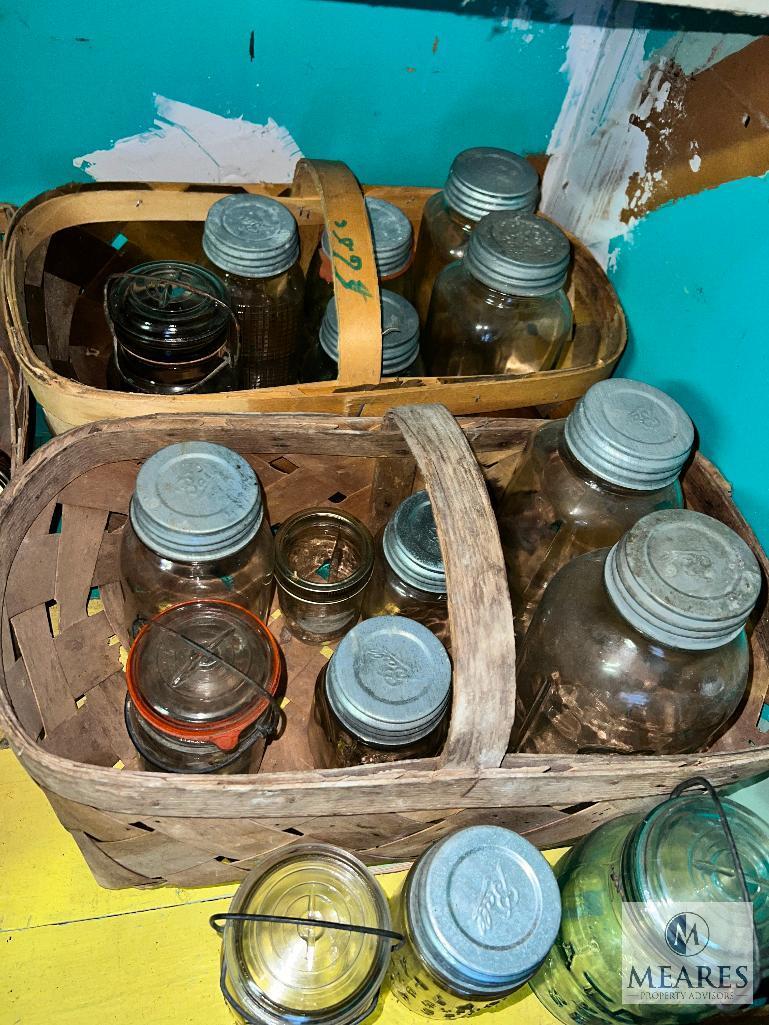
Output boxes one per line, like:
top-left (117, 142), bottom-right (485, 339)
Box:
top-left (106, 260), bottom-right (236, 394)
top-left (497, 379), bottom-right (694, 638)
top-left (305, 197), bottom-right (414, 340)
top-left (513, 509), bottom-right (762, 756)
top-left (203, 194), bottom-right (304, 388)
top-left (121, 441), bottom-right (274, 631)
top-left (388, 825), bottom-right (561, 1018)
top-left (424, 212), bottom-right (572, 377)
top-left (124, 599), bottom-right (281, 773)
top-left (301, 290), bottom-right (423, 382)
top-left (362, 491), bottom-right (448, 643)
top-left (308, 615), bottom-right (451, 768)
top-left (413, 147), bottom-right (539, 322)
top-left (219, 844), bottom-right (393, 1025)
top-left (530, 788), bottom-right (769, 1024)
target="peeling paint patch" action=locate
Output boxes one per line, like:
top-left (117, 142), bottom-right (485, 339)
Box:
top-left (73, 95), bottom-right (302, 184)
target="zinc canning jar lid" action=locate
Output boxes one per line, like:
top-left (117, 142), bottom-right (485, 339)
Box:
top-left (223, 844), bottom-right (392, 1025)
top-left (383, 491), bottom-right (446, 594)
top-left (465, 211), bottom-right (571, 297)
top-left (443, 147), bottom-right (539, 222)
top-left (407, 825), bottom-right (562, 996)
top-left (322, 197), bottom-right (413, 279)
top-left (564, 378), bottom-right (694, 491)
top-left (126, 599), bottom-right (280, 751)
top-left (203, 194), bottom-right (300, 278)
top-left (130, 441), bottom-right (264, 562)
top-left (320, 290), bottom-right (420, 375)
top-left (275, 509), bottom-right (374, 601)
top-left (326, 615), bottom-right (451, 747)
top-left (604, 509), bottom-right (761, 650)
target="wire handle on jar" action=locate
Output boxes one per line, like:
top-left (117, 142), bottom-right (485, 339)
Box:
top-left (103, 271), bottom-right (241, 394)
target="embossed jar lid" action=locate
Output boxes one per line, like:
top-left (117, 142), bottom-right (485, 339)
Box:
top-left (465, 211), bottom-right (570, 296)
top-left (444, 147), bottom-right (539, 221)
top-left (203, 194), bottom-right (300, 278)
top-left (322, 197), bottom-right (413, 278)
top-left (326, 616), bottom-right (451, 746)
top-left (130, 441), bottom-right (264, 562)
top-left (320, 290), bottom-right (420, 375)
top-left (407, 825), bottom-right (562, 995)
top-left (604, 509), bottom-right (761, 650)
top-left (383, 491), bottom-right (446, 593)
top-left (564, 379), bottom-right (694, 490)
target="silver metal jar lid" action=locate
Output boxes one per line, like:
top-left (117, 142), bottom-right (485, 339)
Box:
top-left (443, 147), bottom-right (539, 222)
top-left (203, 194), bottom-right (300, 278)
top-left (604, 509), bottom-right (761, 650)
top-left (407, 825), bottom-right (562, 995)
top-left (320, 290), bottom-right (420, 375)
top-left (464, 211), bottom-right (570, 296)
top-left (564, 379), bottom-right (694, 491)
top-left (383, 491), bottom-right (446, 594)
top-left (326, 616), bottom-right (451, 747)
top-left (130, 441), bottom-right (264, 562)
top-left (322, 197), bottom-right (413, 278)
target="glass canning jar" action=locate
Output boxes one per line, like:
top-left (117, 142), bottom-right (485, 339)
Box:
top-left (424, 211), bottom-right (572, 377)
top-left (120, 441), bottom-right (274, 633)
top-left (105, 261), bottom-right (237, 394)
top-left (497, 379), bottom-right (694, 638)
top-left (412, 147), bottom-right (539, 323)
top-left (305, 197), bottom-right (414, 341)
top-left (274, 509), bottom-right (374, 644)
top-left (219, 844), bottom-right (393, 1025)
top-left (124, 599), bottom-right (281, 774)
top-left (362, 491), bottom-right (448, 643)
top-left (388, 825), bottom-right (561, 1018)
top-left (203, 194), bottom-right (304, 388)
top-left (530, 787), bottom-right (769, 1024)
top-left (0, 450), bottom-right (10, 491)
top-left (301, 289), bottom-right (423, 383)
top-left (513, 509), bottom-right (762, 756)
top-left (308, 615), bottom-right (451, 768)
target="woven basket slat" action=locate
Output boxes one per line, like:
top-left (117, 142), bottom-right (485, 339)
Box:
top-left (53, 610), bottom-right (120, 696)
top-left (56, 505), bottom-right (110, 631)
top-left (5, 533), bottom-right (59, 619)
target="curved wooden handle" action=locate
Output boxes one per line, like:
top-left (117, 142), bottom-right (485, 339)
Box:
top-left (292, 159), bottom-right (382, 386)
top-left (390, 405), bottom-right (517, 770)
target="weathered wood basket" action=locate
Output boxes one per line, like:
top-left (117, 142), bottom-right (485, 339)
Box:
top-left (0, 203), bottom-right (29, 472)
top-left (0, 405), bottom-right (765, 890)
top-left (2, 160), bottom-right (625, 434)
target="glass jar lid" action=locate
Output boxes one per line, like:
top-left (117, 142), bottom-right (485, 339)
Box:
top-left (274, 509), bottom-right (374, 600)
top-left (465, 211), bottom-right (570, 296)
top-left (107, 260), bottom-right (230, 355)
top-left (383, 491), bottom-right (446, 594)
top-left (126, 600), bottom-right (280, 751)
top-left (322, 197), bottom-right (413, 279)
top-left (224, 844), bottom-right (392, 1022)
top-left (203, 194), bottom-right (300, 278)
top-left (407, 825), bottom-right (562, 995)
top-left (605, 509), bottom-right (761, 650)
top-left (444, 147), bottom-right (539, 222)
top-left (130, 441), bottom-right (265, 562)
top-left (320, 290), bottom-right (420, 375)
top-left (326, 616), bottom-right (451, 747)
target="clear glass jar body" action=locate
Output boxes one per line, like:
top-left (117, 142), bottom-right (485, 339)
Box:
top-left (300, 342), bottom-right (424, 383)
top-left (362, 537), bottom-right (449, 645)
top-left (120, 517), bottom-right (274, 633)
top-left (497, 421), bottom-right (684, 638)
top-left (412, 192), bottom-right (473, 323)
top-left (307, 663), bottom-right (448, 768)
top-left (107, 345), bottom-right (237, 395)
top-left (423, 262), bottom-right (572, 377)
top-left (513, 549), bottom-right (750, 755)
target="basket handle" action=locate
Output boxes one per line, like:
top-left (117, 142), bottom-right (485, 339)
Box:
top-left (291, 159), bottom-right (382, 386)
top-left (389, 405), bottom-right (517, 770)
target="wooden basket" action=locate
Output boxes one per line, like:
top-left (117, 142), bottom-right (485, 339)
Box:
top-left (0, 204), bottom-right (29, 471)
top-left (0, 405), bottom-right (765, 890)
top-left (2, 161), bottom-right (625, 434)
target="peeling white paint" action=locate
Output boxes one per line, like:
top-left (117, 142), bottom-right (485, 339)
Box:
top-left (73, 95), bottom-right (302, 184)
top-left (690, 152), bottom-right (702, 172)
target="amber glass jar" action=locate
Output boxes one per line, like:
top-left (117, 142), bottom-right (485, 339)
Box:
top-left (513, 509), bottom-right (761, 756)
top-left (362, 491), bottom-right (448, 643)
top-left (497, 379), bottom-right (694, 638)
top-left (388, 825), bottom-right (561, 1018)
top-left (121, 441), bottom-right (274, 633)
top-left (124, 600), bottom-right (281, 773)
top-left (301, 290), bottom-right (423, 382)
top-left (308, 615), bottom-right (451, 768)
top-left (203, 194), bottom-right (304, 387)
top-left (424, 211), bottom-right (572, 377)
top-left (413, 147), bottom-right (539, 322)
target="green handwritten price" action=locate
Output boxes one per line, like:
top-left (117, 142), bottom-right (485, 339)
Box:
top-left (330, 218), bottom-right (372, 300)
